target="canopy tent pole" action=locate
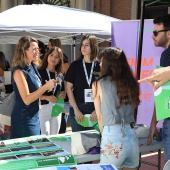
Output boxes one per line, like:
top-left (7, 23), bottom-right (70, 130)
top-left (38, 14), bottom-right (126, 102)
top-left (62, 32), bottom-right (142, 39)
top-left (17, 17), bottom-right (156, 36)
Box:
top-left (137, 0), bottom-right (146, 80)
top-left (135, 0), bottom-right (163, 121)
top-left (146, 0), bottom-right (161, 6)
top-left (72, 36), bottom-right (76, 61)
top-left (135, 0), bottom-right (146, 121)
top-left (137, 0), bottom-right (162, 80)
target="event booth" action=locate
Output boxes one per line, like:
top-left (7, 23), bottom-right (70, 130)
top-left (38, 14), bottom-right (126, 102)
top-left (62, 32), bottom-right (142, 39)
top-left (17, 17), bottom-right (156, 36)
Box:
top-left (0, 3), bottom-right (166, 169)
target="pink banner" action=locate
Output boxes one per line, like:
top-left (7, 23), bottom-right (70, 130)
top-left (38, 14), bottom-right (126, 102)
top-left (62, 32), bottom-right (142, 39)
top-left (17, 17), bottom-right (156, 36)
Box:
top-left (111, 20), bottom-right (163, 127)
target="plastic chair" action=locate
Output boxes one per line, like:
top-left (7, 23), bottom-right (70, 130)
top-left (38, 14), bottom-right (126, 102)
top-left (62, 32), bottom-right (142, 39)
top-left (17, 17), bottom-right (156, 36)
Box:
top-left (163, 159), bottom-right (170, 170)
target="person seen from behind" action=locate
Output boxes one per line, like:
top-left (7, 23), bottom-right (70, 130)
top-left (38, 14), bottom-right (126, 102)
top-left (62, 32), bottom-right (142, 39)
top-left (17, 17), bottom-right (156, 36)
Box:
top-left (92, 47), bottom-right (140, 170)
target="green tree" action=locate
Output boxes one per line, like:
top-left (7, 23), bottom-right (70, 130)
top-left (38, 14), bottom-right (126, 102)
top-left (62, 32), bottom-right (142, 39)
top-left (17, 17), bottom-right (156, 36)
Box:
top-left (25, 0), bottom-right (70, 7)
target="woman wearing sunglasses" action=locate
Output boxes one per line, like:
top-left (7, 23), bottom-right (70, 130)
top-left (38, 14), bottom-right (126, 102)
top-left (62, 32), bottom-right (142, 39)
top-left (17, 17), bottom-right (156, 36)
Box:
top-left (92, 47), bottom-right (140, 170)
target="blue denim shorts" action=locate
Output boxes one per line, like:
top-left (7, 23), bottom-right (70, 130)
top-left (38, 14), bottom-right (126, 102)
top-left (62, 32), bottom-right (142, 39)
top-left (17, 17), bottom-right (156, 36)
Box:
top-left (162, 118), bottom-right (170, 162)
top-left (100, 125), bottom-right (139, 169)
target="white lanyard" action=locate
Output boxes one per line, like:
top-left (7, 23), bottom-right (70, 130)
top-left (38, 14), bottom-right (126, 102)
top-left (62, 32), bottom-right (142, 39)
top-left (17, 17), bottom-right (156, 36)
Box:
top-left (82, 59), bottom-right (94, 88)
top-left (31, 65), bottom-right (42, 88)
top-left (46, 69), bottom-right (57, 95)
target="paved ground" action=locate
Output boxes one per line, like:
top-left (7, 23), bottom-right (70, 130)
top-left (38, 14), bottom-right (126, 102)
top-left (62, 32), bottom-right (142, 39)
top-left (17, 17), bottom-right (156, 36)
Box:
top-left (140, 151), bottom-right (165, 170)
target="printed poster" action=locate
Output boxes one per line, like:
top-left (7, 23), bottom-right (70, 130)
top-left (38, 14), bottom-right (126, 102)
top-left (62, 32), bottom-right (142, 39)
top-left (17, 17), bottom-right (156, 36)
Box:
top-left (0, 135), bottom-right (76, 170)
top-left (154, 67), bottom-right (170, 120)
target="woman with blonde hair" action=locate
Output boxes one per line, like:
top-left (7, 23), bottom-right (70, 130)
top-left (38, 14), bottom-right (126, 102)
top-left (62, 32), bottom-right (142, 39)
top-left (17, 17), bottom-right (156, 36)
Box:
top-left (10, 36), bottom-right (57, 139)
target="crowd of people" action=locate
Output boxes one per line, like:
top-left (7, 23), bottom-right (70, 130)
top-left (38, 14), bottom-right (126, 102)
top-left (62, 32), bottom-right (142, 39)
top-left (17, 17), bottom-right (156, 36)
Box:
top-left (0, 14), bottom-right (170, 170)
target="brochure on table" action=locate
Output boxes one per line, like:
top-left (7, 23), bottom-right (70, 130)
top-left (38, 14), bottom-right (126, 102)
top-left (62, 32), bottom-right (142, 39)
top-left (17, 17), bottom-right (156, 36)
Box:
top-left (31, 164), bottom-right (118, 170)
top-left (154, 66), bottom-right (170, 121)
top-left (0, 135), bottom-right (76, 170)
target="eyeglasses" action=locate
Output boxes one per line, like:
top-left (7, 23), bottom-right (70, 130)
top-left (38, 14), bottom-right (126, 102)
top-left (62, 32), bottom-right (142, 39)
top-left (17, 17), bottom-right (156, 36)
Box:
top-left (153, 29), bottom-right (169, 36)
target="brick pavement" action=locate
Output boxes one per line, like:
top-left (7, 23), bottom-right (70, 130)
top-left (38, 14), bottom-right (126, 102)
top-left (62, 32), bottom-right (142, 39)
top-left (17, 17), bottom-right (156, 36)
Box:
top-left (139, 151), bottom-right (165, 170)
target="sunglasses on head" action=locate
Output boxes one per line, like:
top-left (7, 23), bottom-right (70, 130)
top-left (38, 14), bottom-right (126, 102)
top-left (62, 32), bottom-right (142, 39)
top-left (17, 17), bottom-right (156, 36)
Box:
top-left (153, 29), bottom-right (169, 36)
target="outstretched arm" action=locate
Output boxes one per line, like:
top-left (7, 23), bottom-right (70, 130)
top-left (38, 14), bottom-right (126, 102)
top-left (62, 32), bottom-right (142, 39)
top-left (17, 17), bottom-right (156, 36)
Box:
top-left (138, 66), bottom-right (170, 91)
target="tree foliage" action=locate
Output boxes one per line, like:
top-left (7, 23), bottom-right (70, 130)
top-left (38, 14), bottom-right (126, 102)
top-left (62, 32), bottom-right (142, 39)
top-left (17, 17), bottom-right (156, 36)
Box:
top-left (25, 0), bottom-right (70, 7)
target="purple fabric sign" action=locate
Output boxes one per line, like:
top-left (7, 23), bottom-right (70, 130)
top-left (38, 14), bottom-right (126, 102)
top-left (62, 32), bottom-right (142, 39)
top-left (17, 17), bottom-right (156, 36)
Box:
top-left (111, 20), bottom-right (163, 127)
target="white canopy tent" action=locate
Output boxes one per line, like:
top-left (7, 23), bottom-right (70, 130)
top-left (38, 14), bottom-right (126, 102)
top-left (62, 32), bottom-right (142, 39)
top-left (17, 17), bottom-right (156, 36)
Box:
top-left (0, 4), bottom-right (121, 61)
top-left (0, 4), bottom-right (121, 45)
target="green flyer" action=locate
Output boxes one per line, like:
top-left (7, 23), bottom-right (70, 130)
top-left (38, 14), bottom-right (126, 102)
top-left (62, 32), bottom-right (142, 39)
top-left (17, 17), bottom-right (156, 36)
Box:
top-left (0, 155), bottom-right (77, 170)
top-left (75, 114), bottom-right (100, 132)
top-left (154, 66), bottom-right (170, 120)
top-left (51, 92), bottom-right (64, 117)
top-left (50, 136), bottom-right (71, 141)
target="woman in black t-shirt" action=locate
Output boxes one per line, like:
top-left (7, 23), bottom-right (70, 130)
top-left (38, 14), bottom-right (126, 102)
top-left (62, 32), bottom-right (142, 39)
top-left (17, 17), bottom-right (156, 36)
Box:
top-left (38, 47), bottom-right (66, 135)
top-left (48, 38), bottom-right (70, 133)
top-left (65, 35), bottom-right (100, 132)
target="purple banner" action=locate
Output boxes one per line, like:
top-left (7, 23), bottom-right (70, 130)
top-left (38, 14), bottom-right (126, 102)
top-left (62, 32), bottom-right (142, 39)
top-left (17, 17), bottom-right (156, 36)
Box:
top-left (111, 20), bottom-right (163, 127)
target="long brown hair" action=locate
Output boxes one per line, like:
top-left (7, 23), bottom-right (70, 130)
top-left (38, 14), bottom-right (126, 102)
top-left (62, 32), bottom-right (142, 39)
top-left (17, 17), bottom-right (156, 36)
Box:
top-left (39, 46), bottom-right (64, 74)
top-left (96, 47), bottom-right (140, 108)
top-left (77, 35), bottom-right (98, 61)
top-left (49, 38), bottom-right (62, 50)
top-left (12, 36), bottom-right (38, 68)
top-left (0, 51), bottom-right (6, 70)
top-left (48, 38), bottom-right (68, 63)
